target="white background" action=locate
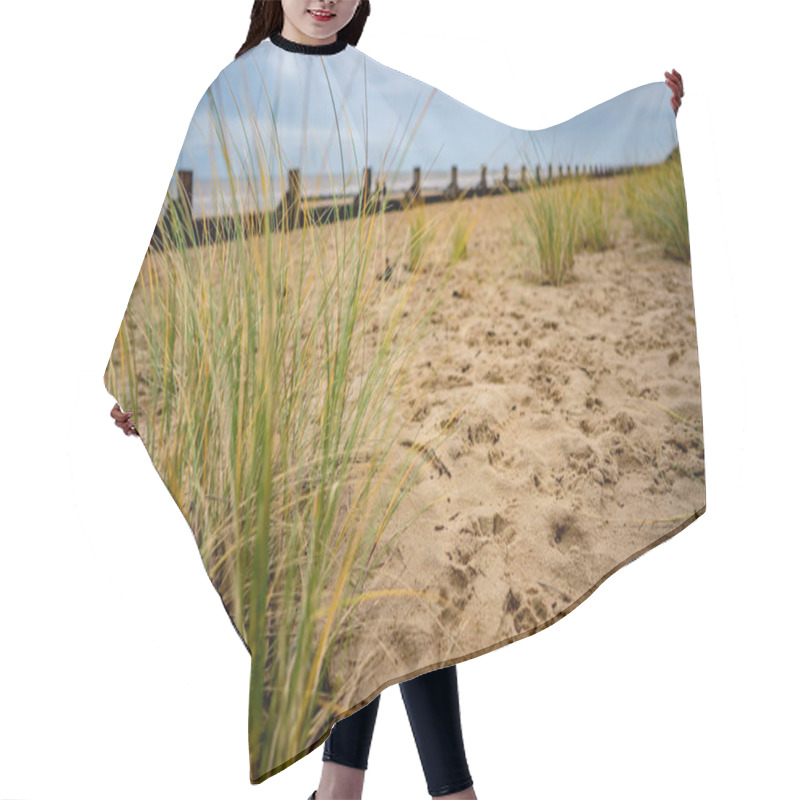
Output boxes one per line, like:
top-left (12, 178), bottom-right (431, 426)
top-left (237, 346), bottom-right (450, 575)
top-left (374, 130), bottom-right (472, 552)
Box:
top-left (1, 1), bottom-right (796, 798)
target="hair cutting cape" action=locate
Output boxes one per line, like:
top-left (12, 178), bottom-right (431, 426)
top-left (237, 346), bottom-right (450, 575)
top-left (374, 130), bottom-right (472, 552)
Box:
top-left (104, 32), bottom-right (705, 784)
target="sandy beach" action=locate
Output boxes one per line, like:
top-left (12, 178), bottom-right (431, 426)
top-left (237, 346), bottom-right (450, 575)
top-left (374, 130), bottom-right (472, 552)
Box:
top-left (105, 173), bottom-right (705, 750)
top-left (319, 182), bottom-right (705, 707)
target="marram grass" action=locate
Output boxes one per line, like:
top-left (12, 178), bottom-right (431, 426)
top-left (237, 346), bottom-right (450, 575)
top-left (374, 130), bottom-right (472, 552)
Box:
top-left (621, 147), bottom-right (690, 263)
top-left (104, 111), bottom-right (478, 774)
top-left (576, 177), bottom-right (618, 252)
top-left (509, 180), bottom-right (583, 286)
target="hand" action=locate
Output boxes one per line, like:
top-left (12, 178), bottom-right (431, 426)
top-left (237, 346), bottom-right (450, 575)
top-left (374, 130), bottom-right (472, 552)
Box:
top-left (111, 402), bottom-right (140, 437)
top-left (665, 68), bottom-right (684, 116)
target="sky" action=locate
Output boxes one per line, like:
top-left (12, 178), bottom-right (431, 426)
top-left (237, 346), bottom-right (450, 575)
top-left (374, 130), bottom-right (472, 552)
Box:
top-left (170, 38), bottom-right (678, 212)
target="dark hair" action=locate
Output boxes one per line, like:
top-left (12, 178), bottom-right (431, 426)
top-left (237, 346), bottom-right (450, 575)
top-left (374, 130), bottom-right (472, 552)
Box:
top-left (235, 1), bottom-right (371, 59)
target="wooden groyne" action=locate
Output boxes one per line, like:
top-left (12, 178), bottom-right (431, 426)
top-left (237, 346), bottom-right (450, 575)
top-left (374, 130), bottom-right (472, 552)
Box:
top-left (150, 158), bottom-right (661, 252)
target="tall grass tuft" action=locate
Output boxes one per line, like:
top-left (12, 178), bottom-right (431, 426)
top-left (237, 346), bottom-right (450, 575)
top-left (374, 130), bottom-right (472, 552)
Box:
top-left (509, 180), bottom-right (582, 286)
top-left (103, 82), bottom-right (476, 778)
top-left (621, 146), bottom-right (690, 262)
top-left (449, 212), bottom-right (477, 265)
top-left (576, 178), bottom-right (618, 252)
top-left (407, 205), bottom-right (435, 270)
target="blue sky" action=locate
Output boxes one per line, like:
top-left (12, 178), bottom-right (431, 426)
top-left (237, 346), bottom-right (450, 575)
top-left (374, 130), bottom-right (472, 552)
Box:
top-left (171, 39), bottom-right (678, 209)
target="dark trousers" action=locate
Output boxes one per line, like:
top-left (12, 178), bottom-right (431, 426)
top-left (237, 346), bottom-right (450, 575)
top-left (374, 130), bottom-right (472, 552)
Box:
top-left (323, 664), bottom-right (474, 797)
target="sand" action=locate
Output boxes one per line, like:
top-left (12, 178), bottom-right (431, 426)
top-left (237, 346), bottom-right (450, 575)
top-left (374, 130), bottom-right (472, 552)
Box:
top-left (107, 177), bottom-right (705, 730)
top-left (323, 183), bottom-right (705, 705)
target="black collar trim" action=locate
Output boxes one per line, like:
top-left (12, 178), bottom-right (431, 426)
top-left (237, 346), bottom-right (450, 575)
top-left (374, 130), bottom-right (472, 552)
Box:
top-left (269, 32), bottom-right (348, 55)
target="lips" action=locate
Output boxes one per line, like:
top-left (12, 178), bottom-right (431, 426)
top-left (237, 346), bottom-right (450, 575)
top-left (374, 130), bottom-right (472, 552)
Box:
top-left (308, 9), bottom-right (335, 20)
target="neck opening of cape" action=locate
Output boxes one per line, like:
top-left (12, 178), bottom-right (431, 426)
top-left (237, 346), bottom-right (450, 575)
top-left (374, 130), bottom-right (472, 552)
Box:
top-left (269, 31), bottom-right (349, 55)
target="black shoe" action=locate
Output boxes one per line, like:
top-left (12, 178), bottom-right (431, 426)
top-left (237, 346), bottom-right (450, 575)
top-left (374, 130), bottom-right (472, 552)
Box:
top-left (307, 792), bottom-right (317, 800)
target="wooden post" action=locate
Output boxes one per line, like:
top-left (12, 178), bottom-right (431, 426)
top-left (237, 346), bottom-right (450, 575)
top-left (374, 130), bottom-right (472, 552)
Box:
top-left (477, 164), bottom-right (488, 195)
top-left (445, 165), bottom-right (459, 200)
top-left (279, 167), bottom-right (303, 230)
top-left (354, 166), bottom-right (372, 215)
top-left (521, 165), bottom-right (527, 188)
top-left (363, 166), bottom-right (372, 209)
top-left (405, 166), bottom-right (422, 206)
top-left (536, 164), bottom-right (542, 185)
top-left (503, 164), bottom-right (510, 187)
top-left (548, 163), bottom-right (553, 183)
top-left (177, 169), bottom-right (193, 216)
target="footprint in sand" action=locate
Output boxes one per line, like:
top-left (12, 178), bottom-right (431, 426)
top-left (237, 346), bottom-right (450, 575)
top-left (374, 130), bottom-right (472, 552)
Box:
top-left (471, 511), bottom-right (517, 544)
top-left (463, 411), bottom-right (506, 468)
top-left (549, 511), bottom-right (589, 551)
top-left (438, 512), bottom-right (518, 627)
top-left (503, 581), bottom-right (574, 635)
top-left (437, 565), bottom-right (477, 627)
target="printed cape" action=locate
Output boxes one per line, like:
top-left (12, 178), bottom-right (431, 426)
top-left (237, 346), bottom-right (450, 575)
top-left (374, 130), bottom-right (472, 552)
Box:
top-left (103, 32), bottom-right (705, 784)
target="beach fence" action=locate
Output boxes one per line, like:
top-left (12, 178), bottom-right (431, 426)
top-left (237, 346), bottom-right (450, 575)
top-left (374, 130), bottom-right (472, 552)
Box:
top-left (150, 159), bottom-right (647, 252)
